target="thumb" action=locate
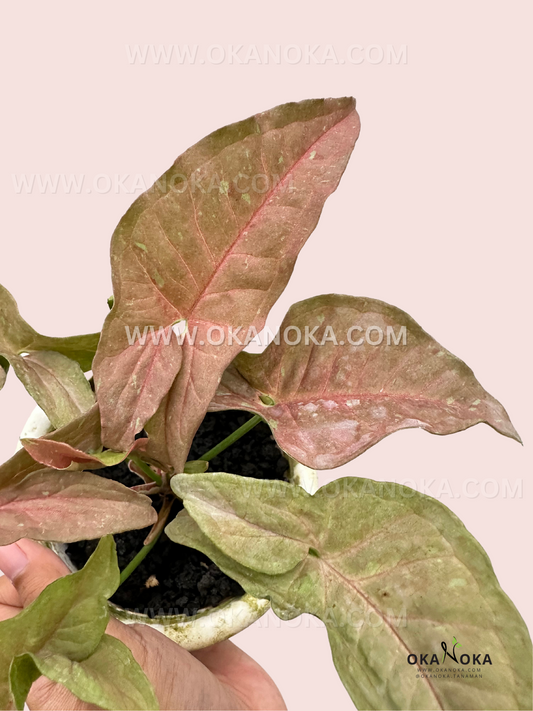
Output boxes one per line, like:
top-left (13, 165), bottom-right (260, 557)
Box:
top-left (0, 538), bottom-right (70, 607)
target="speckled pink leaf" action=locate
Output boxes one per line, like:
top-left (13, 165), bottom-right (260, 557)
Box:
top-left (0, 469), bottom-right (157, 545)
top-left (20, 436), bottom-right (148, 471)
top-left (94, 325), bottom-right (182, 455)
top-left (209, 295), bottom-right (520, 469)
top-left (0, 406), bottom-right (102, 491)
top-left (93, 98), bottom-right (361, 468)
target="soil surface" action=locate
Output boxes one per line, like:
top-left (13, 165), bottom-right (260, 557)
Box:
top-left (66, 410), bottom-right (289, 617)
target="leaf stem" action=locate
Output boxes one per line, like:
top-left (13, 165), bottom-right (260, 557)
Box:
top-left (199, 414), bottom-right (262, 462)
top-left (121, 415), bottom-right (262, 586)
top-left (127, 454), bottom-right (162, 486)
top-left (119, 527), bottom-right (164, 586)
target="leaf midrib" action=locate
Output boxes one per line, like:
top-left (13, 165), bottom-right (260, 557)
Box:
top-left (127, 107), bottom-right (355, 328)
top-left (187, 113), bottom-right (354, 320)
top-left (319, 557), bottom-right (445, 710)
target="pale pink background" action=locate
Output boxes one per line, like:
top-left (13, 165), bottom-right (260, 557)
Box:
top-left (1, 2), bottom-right (532, 709)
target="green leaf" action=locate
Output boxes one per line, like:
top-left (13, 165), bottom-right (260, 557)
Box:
top-left (0, 537), bottom-right (114, 707)
top-left (0, 283), bottom-right (99, 372)
top-left (0, 468), bottom-right (157, 545)
top-left (11, 636), bottom-right (158, 711)
top-left (210, 295), bottom-right (520, 469)
top-left (10, 351), bottom-right (95, 429)
top-left (93, 98), bottom-right (361, 471)
top-left (9, 653), bottom-right (40, 710)
top-left (0, 284), bottom-right (98, 426)
top-left (168, 473), bottom-right (532, 711)
top-left (38, 332), bottom-right (100, 373)
top-left (0, 537), bottom-right (157, 710)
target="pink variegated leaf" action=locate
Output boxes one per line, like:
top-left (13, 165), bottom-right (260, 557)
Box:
top-left (1, 406), bottom-right (103, 491)
top-left (0, 469), bottom-right (157, 545)
top-left (94, 324), bottom-right (182, 455)
top-left (20, 436), bottom-right (148, 471)
top-left (93, 98), bottom-right (361, 471)
top-left (209, 295), bottom-right (520, 469)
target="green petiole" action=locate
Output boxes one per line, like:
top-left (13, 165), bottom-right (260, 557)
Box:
top-left (127, 453), bottom-right (162, 486)
top-left (119, 414), bottom-right (262, 587)
top-left (198, 414), bottom-right (262, 462)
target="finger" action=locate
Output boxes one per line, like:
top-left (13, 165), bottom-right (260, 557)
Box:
top-left (0, 539), bottom-right (70, 607)
top-left (193, 640), bottom-right (287, 711)
top-left (0, 574), bottom-right (21, 607)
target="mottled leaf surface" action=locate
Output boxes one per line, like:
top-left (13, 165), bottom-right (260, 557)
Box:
top-left (93, 98), bottom-right (361, 468)
top-left (1, 406), bottom-right (103, 491)
top-left (95, 325), bottom-right (182, 458)
top-left (9, 351), bottom-right (95, 429)
top-left (0, 468), bottom-right (156, 544)
top-left (168, 473), bottom-right (532, 711)
top-left (210, 295), bottom-right (520, 468)
top-left (0, 537), bottom-right (157, 710)
top-left (0, 537), bottom-right (113, 708)
top-left (11, 637), bottom-right (158, 711)
top-left (20, 436), bottom-right (148, 471)
top-left (0, 284), bottom-right (98, 426)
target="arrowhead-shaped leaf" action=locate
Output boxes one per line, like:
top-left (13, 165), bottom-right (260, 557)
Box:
top-left (0, 283), bottom-right (99, 372)
top-left (209, 295), bottom-right (520, 468)
top-left (93, 98), bottom-right (361, 469)
top-left (0, 537), bottom-right (157, 710)
top-left (0, 468), bottom-right (157, 545)
top-left (168, 473), bottom-right (532, 711)
top-left (20, 436), bottom-right (148, 471)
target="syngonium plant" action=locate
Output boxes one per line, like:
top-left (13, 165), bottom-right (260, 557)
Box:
top-left (0, 97), bottom-right (530, 710)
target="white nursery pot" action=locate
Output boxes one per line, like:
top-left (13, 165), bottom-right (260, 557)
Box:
top-left (18, 406), bottom-right (318, 651)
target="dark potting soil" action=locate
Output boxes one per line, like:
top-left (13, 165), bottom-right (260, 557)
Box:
top-left (66, 410), bottom-right (289, 617)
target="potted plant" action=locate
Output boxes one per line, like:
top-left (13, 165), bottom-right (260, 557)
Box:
top-left (0, 97), bottom-right (530, 711)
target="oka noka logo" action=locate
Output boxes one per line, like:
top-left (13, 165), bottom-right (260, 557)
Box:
top-left (407, 636), bottom-right (493, 667)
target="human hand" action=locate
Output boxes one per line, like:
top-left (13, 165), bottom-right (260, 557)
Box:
top-left (0, 539), bottom-right (286, 710)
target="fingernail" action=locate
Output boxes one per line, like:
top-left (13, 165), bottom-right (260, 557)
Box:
top-left (0, 542), bottom-right (29, 581)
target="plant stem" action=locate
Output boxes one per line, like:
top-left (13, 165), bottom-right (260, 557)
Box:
top-left (119, 527), bottom-right (164, 586)
top-left (127, 453), bottom-right (162, 486)
top-left (120, 415), bottom-right (262, 586)
top-left (199, 414), bottom-right (262, 462)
